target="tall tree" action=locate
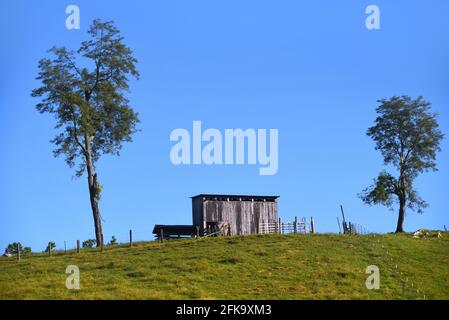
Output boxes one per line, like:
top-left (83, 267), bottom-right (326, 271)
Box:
top-left (32, 20), bottom-right (139, 246)
top-left (5, 242), bottom-right (23, 255)
top-left (360, 96), bottom-right (443, 232)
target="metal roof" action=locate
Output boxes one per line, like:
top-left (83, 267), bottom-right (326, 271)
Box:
top-left (191, 194), bottom-right (279, 201)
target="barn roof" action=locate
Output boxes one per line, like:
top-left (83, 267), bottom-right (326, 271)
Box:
top-left (152, 225), bottom-right (196, 234)
top-left (191, 194), bottom-right (279, 202)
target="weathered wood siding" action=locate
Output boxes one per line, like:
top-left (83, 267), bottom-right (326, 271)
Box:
top-left (192, 196), bottom-right (203, 227)
top-left (201, 199), bottom-right (278, 235)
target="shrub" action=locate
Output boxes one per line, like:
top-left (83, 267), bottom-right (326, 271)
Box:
top-left (108, 236), bottom-right (118, 246)
top-left (23, 247), bottom-right (32, 254)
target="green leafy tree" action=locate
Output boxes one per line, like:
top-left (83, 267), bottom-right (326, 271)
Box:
top-left (45, 242), bottom-right (56, 252)
top-left (4, 242), bottom-right (23, 254)
top-left (108, 235), bottom-right (118, 246)
top-left (82, 239), bottom-right (97, 248)
top-left (360, 96), bottom-right (444, 232)
top-left (31, 20), bottom-right (140, 247)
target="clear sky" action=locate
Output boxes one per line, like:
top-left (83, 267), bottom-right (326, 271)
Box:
top-left (1, 0), bottom-right (448, 252)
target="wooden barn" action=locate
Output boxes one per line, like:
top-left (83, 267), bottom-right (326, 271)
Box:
top-left (191, 194), bottom-right (279, 236)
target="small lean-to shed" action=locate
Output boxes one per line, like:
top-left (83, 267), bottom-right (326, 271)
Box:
top-left (191, 194), bottom-right (279, 236)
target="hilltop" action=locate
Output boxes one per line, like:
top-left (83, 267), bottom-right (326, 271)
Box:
top-left (0, 233), bottom-right (448, 299)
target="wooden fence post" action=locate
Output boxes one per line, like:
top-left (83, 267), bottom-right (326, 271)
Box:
top-left (195, 226), bottom-right (200, 239)
top-left (129, 229), bottom-right (133, 247)
top-left (160, 229), bottom-right (164, 243)
top-left (48, 242), bottom-right (52, 257)
top-left (77, 240), bottom-right (80, 253)
top-left (16, 243), bottom-right (20, 261)
top-left (337, 217), bottom-right (341, 234)
top-left (279, 218), bottom-right (282, 234)
top-left (294, 216), bottom-right (298, 234)
top-left (310, 217), bottom-right (315, 234)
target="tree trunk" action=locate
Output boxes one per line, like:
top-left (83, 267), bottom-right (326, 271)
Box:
top-left (395, 194), bottom-right (406, 233)
top-left (84, 136), bottom-right (103, 247)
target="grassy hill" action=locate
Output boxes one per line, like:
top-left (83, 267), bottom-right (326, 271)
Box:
top-left (1, 233), bottom-right (448, 300)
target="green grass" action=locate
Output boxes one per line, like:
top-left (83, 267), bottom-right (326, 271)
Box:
top-left (1, 233), bottom-right (448, 300)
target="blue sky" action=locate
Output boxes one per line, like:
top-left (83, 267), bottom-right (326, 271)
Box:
top-left (1, 0), bottom-right (448, 251)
